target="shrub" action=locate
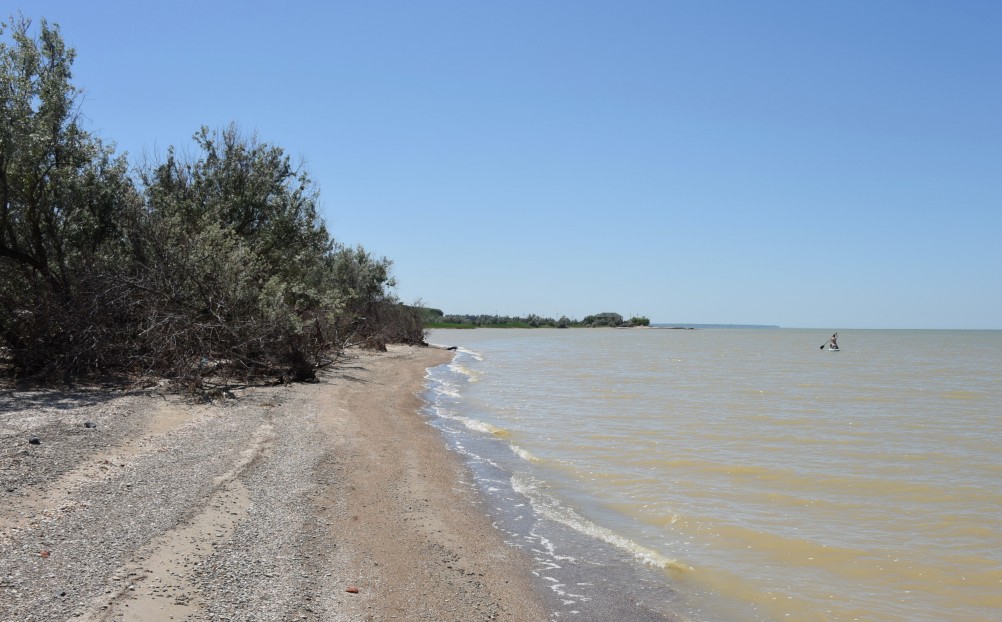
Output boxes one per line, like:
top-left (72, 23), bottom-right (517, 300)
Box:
top-left (1, 17), bottom-right (424, 389)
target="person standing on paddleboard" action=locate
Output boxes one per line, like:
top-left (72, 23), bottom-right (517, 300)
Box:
top-left (829, 332), bottom-right (839, 350)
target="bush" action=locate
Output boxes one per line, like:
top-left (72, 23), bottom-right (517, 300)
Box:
top-left (0, 17), bottom-right (425, 389)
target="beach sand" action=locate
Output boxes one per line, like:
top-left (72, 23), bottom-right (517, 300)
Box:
top-left (0, 345), bottom-right (548, 621)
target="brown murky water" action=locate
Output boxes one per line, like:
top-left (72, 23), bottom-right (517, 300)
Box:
top-left (428, 328), bottom-right (1002, 621)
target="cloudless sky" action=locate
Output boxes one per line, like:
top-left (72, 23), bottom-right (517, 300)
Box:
top-left (12, 1), bottom-right (1002, 328)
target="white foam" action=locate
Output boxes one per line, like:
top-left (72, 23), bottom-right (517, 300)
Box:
top-left (448, 361), bottom-right (483, 383)
top-left (511, 475), bottom-right (689, 572)
top-left (455, 346), bottom-right (484, 361)
top-left (511, 444), bottom-right (540, 462)
top-left (433, 384), bottom-right (461, 399)
top-left (456, 416), bottom-right (509, 437)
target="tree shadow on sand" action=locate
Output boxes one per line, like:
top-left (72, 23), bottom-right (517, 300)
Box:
top-left (0, 387), bottom-right (124, 415)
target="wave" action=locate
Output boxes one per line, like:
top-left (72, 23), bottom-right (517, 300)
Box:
top-left (511, 474), bottom-right (690, 574)
top-left (432, 408), bottom-right (511, 438)
top-left (448, 361), bottom-right (483, 383)
top-left (511, 444), bottom-right (540, 462)
top-left (431, 383), bottom-right (461, 399)
top-left (448, 346), bottom-right (483, 361)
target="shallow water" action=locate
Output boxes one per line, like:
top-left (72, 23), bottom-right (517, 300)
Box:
top-left (425, 328), bottom-right (1002, 621)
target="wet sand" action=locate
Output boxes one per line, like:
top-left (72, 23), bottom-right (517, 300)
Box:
top-left (0, 345), bottom-right (547, 621)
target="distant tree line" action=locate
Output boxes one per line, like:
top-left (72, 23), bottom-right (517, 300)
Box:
top-left (0, 16), bottom-right (424, 390)
top-left (423, 309), bottom-right (650, 329)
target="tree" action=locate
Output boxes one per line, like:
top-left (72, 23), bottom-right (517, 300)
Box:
top-left (132, 127), bottom-right (424, 382)
top-left (0, 14), bottom-right (140, 376)
top-left (328, 245), bottom-right (425, 348)
top-left (129, 126), bottom-right (343, 383)
top-left (1, 16), bottom-right (424, 387)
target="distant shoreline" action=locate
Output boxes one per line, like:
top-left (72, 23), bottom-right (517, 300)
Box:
top-left (427, 323), bottom-right (782, 330)
top-left (649, 324), bottom-right (781, 330)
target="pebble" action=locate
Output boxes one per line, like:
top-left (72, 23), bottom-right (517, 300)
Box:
top-left (2, 362), bottom-right (503, 622)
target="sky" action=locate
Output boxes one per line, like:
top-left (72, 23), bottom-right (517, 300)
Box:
top-left (11, 1), bottom-right (1002, 329)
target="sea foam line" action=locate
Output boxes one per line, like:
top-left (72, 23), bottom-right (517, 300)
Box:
top-left (511, 474), bottom-right (690, 573)
top-left (430, 343), bottom-right (484, 361)
top-left (452, 414), bottom-right (510, 437)
top-left (511, 444), bottom-right (540, 462)
top-left (448, 361), bottom-right (483, 382)
top-left (455, 346), bottom-right (484, 361)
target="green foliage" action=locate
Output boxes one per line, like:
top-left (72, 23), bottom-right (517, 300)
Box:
top-left (430, 311), bottom-right (648, 329)
top-left (424, 322), bottom-right (476, 329)
top-left (121, 125), bottom-right (427, 382)
top-left (580, 313), bottom-right (623, 327)
top-left (130, 125), bottom-right (341, 380)
top-left (0, 14), bottom-right (142, 376)
top-left (0, 17), bottom-right (426, 388)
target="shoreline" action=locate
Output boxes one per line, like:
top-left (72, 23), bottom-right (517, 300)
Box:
top-left (424, 342), bottom-right (689, 622)
top-left (1, 345), bottom-right (548, 621)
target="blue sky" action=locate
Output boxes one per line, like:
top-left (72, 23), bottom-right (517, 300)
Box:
top-left (14, 1), bottom-right (1002, 328)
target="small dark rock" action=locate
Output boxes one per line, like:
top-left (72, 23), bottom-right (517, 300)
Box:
top-left (446, 346), bottom-right (459, 351)
top-left (84, 421), bottom-right (97, 429)
top-left (28, 437), bottom-right (41, 445)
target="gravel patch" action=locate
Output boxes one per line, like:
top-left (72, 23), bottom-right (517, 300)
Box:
top-left (1, 346), bottom-right (548, 621)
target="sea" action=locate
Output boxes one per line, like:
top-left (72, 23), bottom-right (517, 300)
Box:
top-left (423, 328), bottom-right (1002, 622)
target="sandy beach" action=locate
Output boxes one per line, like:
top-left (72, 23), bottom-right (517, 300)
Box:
top-left (1, 345), bottom-right (547, 621)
